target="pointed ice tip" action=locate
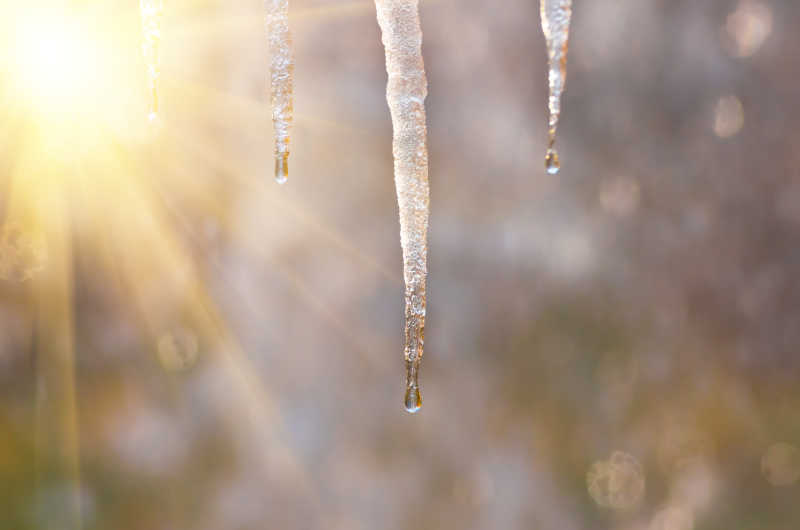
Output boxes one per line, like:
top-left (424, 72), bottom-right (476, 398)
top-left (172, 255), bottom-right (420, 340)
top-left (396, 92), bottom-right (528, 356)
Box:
top-left (404, 386), bottom-right (422, 413)
top-left (147, 112), bottom-right (164, 131)
top-left (275, 154), bottom-right (289, 184)
top-left (545, 148), bottom-right (560, 175)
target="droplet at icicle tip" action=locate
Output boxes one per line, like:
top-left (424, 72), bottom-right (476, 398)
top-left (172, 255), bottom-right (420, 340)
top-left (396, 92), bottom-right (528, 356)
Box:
top-left (140, 0), bottom-right (164, 123)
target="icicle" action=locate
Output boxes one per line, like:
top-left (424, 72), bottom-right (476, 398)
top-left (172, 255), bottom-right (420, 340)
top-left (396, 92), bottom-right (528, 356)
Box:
top-left (540, 0), bottom-right (572, 174)
top-left (374, 0), bottom-right (430, 413)
top-left (265, 0), bottom-right (294, 184)
top-left (140, 0), bottom-right (163, 123)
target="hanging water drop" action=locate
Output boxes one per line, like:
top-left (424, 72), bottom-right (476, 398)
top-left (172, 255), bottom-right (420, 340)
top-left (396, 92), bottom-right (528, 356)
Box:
top-left (274, 153), bottom-right (289, 185)
top-left (545, 146), bottom-right (560, 175)
top-left (374, 0), bottom-right (430, 413)
top-left (404, 359), bottom-right (422, 413)
top-left (265, 0), bottom-right (294, 184)
top-left (139, 0), bottom-right (163, 123)
top-left (540, 0), bottom-right (572, 174)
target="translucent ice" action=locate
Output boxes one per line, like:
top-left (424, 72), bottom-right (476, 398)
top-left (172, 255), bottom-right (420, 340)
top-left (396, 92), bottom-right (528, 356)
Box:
top-left (140, 0), bottom-right (163, 122)
top-left (265, 0), bottom-right (294, 184)
top-left (374, 0), bottom-right (430, 413)
top-left (540, 0), bottom-right (572, 174)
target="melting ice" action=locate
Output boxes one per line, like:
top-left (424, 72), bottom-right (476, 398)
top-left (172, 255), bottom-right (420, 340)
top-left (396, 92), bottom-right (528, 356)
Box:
top-left (374, 0), bottom-right (430, 413)
top-left (540, 0), bottom-right (572, 174)
top-left (265, 0), bottom-right (294, 184)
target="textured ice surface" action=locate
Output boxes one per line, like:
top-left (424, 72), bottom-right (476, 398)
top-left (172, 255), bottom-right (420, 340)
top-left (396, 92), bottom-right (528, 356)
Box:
top-left (374, 0), bottom-right (429, 412)
top-left (140, 0), bottom-right (163, 121)
top-left (265, 0), bottom-right (293, 184)
top-left (540, 0), bottom-right (572, 174)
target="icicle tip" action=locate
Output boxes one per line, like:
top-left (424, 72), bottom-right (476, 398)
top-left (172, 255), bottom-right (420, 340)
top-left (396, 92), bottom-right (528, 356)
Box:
top-left (404, 385), bottom-right (422, 413)
top-left (404, 358), bottom-right (422, 413)
top-left (274, 152), bottom-right (289, 184)
top-left (545, 148), bottom-right (560, 175)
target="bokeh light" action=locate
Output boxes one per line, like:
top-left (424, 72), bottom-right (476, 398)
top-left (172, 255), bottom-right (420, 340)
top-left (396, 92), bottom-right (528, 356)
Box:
top-left (587, 451), bottom-right (646, 511)
top-left (598, 176), bottom-right (641, 217)
top-left (0, 221), bottom-right (47, 282)
top-left (649, 506), bottom-right (694, 530)
top-left (712, 95), bottom-right (744, 138)
top-left (761, 442), bottom-right (800, 487)
top-left (0, 1), bottom-right (799, 529)
top-left (723, 0), bottom-right (773, 58)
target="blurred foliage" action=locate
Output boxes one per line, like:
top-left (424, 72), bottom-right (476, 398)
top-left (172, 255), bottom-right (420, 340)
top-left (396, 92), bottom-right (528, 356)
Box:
top-left (1, 0), bottom-right (800, 529)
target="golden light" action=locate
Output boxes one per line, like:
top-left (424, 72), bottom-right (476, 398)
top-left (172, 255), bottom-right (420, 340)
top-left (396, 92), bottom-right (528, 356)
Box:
top-left (2, 5), bottom-right (146, 155)
top-left (12, 12), bottom-right (105, 115)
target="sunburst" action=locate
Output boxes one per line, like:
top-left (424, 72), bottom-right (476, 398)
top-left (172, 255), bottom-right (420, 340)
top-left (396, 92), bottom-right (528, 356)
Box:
top-left (0, 2), bottom-right (400, 525)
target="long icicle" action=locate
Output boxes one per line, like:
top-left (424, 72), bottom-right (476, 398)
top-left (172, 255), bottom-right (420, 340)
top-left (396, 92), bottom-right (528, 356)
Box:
top-left (540, 0), bottom-right (572, 174)
top-left (265, 0), bottom-right (294, 184)
top-left (140, 0), bottom-right (164, 122)
top-left (374, 0), bottom-right (430, 413)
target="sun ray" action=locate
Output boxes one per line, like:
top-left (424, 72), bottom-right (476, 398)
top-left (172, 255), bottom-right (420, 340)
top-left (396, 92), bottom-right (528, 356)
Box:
top-left (79, 140), bottom-right (323, 506)
top-left (0, 1), bottom-right (444, 523)
top-left (165, 1), bottom-right (384, 45)
top-left (32, 193), bottom-right (82, 530)
top-left (146, 128), bottom-right (385, 367)
top-left (162, 74), bottom-right (371, 139)
top-left (5, 148), bottom-right (84, 530)
top-left (158, 76), bottom-right (397, 285)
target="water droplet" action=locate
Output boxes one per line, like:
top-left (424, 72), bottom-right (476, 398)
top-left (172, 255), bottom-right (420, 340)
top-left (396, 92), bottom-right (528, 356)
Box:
top-left (140, 1), bottom-right (163, 121)
top-left (146, 107), bottom-right (163, 131)
top-left (148, 83), bottom-right (159, 122)
top-left (404, 358), bottom-right (422, 413)
top-left (404, 385), bottom-right (421, 413)
top-left (275, 153), bottom-right (289, 184)
top-left (545, 148), bottom-right (560, 175)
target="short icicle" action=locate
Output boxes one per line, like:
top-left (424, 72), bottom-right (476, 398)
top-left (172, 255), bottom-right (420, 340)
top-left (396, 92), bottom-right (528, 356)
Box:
top-left (374, 0), bottom-right (430, 413)
top-left (265, 0), bottom-right (294, 184)
top-left (540, 0), bottom-right (572, 174)
top-left (140, 0), bottom-right (164, 123)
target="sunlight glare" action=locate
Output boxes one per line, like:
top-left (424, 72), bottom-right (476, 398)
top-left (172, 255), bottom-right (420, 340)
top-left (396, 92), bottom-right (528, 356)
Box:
top-left (4, 7), bottom-right (148, 163)
top-left (12, 13), bottom-right (104, 115)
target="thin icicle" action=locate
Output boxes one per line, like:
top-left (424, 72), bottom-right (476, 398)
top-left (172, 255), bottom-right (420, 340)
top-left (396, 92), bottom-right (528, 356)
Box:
top-left (540, 0), bottom-right (572, 174)
top-left (265, 0), bottom-right (294, 184)
top-left (374, 0), bottom-right (430, 413)
top-left (140, 0), bottom-right (163, 122)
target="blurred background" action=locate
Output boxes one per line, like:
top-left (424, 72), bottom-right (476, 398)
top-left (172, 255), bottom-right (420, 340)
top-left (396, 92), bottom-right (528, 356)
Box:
top-left (0, 0), bottom-right (799, 528)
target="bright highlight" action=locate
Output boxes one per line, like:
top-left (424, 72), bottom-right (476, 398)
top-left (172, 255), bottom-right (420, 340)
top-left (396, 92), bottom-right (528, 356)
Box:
top-left (12, 13), bottom-right (103, 115)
